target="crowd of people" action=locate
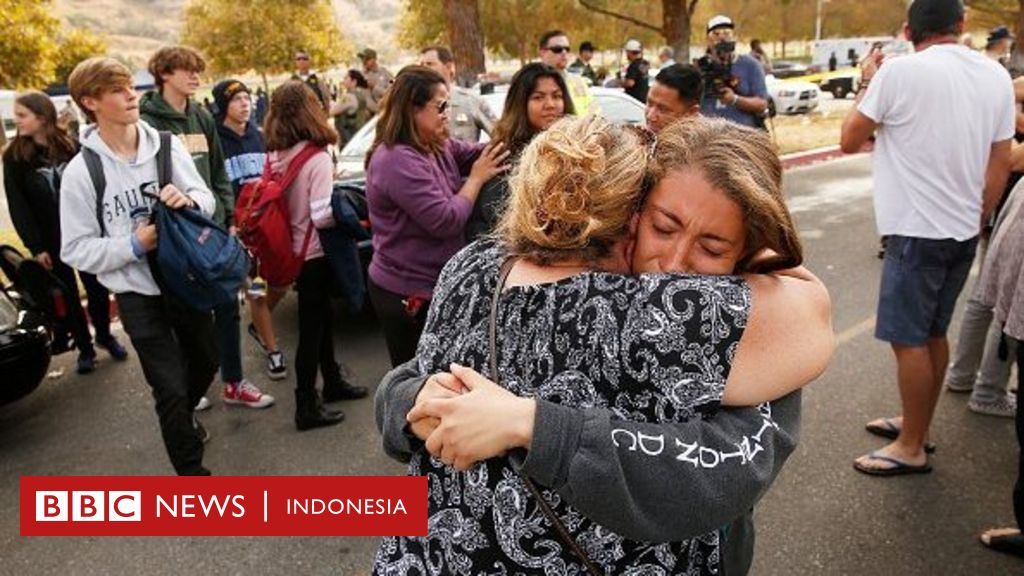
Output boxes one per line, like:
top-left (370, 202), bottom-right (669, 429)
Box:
top-left (2, 0), bottom-right (1023, 570)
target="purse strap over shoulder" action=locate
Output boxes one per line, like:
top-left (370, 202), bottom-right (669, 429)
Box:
top-left (487, 256), bottom-right (603, 576)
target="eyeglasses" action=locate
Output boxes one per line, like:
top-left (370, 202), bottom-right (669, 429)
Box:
top-left (546, 45), bottom-right (571, 54)
top-left (434, 100), bottom-right (449, 114)
top-left (295, 55), bottom-right (310, 61)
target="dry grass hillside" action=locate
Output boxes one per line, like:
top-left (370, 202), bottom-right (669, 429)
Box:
top-left (54, 0), bottom-right (400, 71)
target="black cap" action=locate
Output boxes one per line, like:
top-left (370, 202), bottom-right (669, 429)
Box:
top-left (580, 41), bottom-right (596, 53)
top-left (212, 79), bottom-right (250, 116)
top-left (907, 0), bottom-right (964, 38)
top-left (987, 25), bottom-right (1014, 47)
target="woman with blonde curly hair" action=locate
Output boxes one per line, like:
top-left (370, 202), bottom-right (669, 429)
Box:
top-left (373, 116), bottom-right (831, 574)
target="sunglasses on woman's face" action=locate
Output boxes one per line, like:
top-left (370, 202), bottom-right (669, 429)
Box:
top-left (434, 100), bottom-right (449, 115)
top-left (546, 45), bottom-right (571, 54)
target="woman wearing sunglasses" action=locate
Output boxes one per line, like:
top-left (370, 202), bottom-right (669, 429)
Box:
top-left (365, 66), bottom-right (510, 367)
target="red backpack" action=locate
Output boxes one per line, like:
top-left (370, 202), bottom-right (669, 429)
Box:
top-left (235, 144), bottom-right (321, 287)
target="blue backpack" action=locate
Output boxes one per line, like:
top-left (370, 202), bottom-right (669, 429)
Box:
top-left (82, 131), bottom-right (249, 311)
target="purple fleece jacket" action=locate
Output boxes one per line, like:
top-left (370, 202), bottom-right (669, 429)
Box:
top-left (366, 139), bottom-right (484, 297)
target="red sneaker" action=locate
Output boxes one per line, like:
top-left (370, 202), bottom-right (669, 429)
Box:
top-left (223, 379), bottom-right (275, 409)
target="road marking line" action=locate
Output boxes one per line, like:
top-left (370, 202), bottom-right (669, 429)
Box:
top-left (836, 315), bottom-right (876, 347)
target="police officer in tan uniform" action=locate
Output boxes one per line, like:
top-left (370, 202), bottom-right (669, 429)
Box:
top-left (419, 46), bottom-right (496, 142)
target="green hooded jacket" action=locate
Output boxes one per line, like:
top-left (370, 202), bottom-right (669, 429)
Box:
top-left (139, 90), bottom-right (234, 226)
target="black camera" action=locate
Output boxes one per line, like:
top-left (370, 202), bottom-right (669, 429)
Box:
top-left (696, 40), bottom-right (738, 99)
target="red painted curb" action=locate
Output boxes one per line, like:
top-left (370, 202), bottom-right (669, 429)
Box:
top-left (781, 142), bottom-right (873, 170)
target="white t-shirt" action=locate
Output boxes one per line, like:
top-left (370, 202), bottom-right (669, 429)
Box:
top-left (859, 44), bottom-right (1015, 240)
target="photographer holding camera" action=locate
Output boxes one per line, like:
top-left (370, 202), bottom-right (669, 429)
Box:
top-left (697, 15), bottom-right (769, 128)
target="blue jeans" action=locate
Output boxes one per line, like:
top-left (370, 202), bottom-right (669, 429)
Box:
top-left (214, 299), bottom-right (243, 383)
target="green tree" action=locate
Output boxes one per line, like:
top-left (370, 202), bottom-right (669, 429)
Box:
top-left (579, 0), bottom-right (696, 57)
top-left (0, 0), bottom-right (61, 89)
top-left (53, 29), bottom-right (109, 87)
top-left (399, 0), bottom-right (658, 65)
top-left (398, 0), bottom-right (448, 49)
top-left (182, 0), bottom-right (349, 89)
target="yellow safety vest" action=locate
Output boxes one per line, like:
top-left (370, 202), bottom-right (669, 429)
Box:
top-left (564, 72), bottom-right (593, 116)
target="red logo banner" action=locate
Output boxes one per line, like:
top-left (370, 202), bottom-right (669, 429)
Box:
top-left (20, 476), bottom-right (426, 536)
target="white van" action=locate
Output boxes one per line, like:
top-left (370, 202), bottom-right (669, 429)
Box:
top-left (1, 90), bottom-right (16, 140)
top-left (812, 37), bottom-right (912, 71)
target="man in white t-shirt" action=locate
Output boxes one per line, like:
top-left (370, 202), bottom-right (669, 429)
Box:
top-left (840, 0), bottom-right (1014, 476)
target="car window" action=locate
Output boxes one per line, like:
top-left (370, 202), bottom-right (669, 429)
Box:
top-left (591, 93), bottom-right (644, 124)
top-left (340, 122), bottom-right (376, 159)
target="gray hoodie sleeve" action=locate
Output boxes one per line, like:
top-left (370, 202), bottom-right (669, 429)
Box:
top-left (512, 391), bottom-right (801, 544)
top-left (375, 358), bottom-right (802, 543)
top-left (59, 156), bottom-right (140, 275)
top-left (375, 359), bottom-right (426, 463)
top-left (168, 135), bottom-right (216, 217)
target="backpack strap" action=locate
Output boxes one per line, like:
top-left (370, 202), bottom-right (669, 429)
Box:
top-left (273, 143), bottom-right (322, 191)
top-left (157, 131), bottom-right (173, 189)
top-left (82, 148), bottom-right (108, 237)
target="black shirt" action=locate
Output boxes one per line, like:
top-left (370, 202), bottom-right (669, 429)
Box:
top-left (3, 148), bottom-right (69, 256)
top-left (625, 58), bottom-right (651, 102)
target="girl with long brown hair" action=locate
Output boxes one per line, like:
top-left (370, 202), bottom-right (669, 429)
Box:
top-left (2, 91), bottom-right (128, 373)
top-left (263, 80), bottom-right (368, 430)
top-left (465, 62), bottom-right (574, 241)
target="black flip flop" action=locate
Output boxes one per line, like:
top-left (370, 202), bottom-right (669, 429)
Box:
top-left (865, 417), bottom-right (937, 454)
top-left (981, 530), bottom-right (1024, 558)
top-left (853, 451), bottom-right (932, 477)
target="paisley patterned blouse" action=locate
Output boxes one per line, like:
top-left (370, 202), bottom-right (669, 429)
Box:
top-left (372, 239), bottom-right (751, 575)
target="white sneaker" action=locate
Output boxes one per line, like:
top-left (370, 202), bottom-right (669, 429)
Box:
top-left (945, 380), bottom-right (974, 393)
top-left (223, 379), bottom-right (275, 409)
top-left (194, 396), bottom-right (212, 411)
top-left (968, 394), bottom-right (1017, 418)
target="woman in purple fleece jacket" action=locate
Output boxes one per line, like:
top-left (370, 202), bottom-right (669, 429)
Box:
top-left (365, 66), bottom-right (509, 367)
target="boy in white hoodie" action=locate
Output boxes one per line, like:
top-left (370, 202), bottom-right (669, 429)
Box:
top-left (61, 57), bottom-right (219, 476)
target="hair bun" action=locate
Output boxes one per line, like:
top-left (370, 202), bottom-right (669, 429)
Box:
top-left (526, 120), bottom-right (612, 249)
top-left (499, 115), bottom-right (648, 261)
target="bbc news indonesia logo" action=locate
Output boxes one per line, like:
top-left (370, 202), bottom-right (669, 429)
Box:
top-left (21, 476), bottom-right (426, 536)
top-left (36, 490), bottom-right (142, 522)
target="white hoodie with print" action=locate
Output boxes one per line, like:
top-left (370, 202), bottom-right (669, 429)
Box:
top-left (60, 121), bottom-right (216, 296)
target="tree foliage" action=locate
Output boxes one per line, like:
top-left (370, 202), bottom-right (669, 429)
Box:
top-left (54, 29), bottom-right (110, 87)
top-left (399, 0), bottom-right (912, 65)
top-left (0, 0), bottom-right (61, 89)
top-left (0, 0), bottom-right (108, 89)
top-left (399, 0), bottom-right (661, 63)
top-left (182, 0), bottom-right (349, 81)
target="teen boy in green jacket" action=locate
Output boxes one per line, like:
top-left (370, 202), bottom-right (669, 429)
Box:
top-left (141, 45), bottom-right (275, 412)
